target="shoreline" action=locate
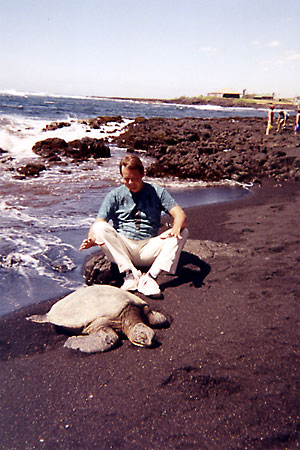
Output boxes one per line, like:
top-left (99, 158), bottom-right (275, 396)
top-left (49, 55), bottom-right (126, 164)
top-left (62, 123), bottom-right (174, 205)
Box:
top-left (106, 95), bottom-right (297, 111)
top-left (1, 179), bottom-right (300, 449)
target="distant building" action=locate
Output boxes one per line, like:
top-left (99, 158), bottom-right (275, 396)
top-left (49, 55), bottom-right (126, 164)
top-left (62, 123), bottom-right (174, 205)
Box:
top-left (207, 90), bottom-right (240, 99)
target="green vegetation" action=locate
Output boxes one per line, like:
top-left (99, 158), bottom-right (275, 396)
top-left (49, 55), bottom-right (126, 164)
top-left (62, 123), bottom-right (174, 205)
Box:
top-left (168, 95), bottom-right (297, 110)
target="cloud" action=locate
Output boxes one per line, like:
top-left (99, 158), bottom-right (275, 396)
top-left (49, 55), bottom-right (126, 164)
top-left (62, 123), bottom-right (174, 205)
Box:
top-left (261, 49), bottom-right (300, 69)
top-left (266, 40), bottom-right (280, 47)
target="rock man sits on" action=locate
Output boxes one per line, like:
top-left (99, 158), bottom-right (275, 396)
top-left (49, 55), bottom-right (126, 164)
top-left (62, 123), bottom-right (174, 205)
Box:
top-left (80, 154), bottom-right (188, 297)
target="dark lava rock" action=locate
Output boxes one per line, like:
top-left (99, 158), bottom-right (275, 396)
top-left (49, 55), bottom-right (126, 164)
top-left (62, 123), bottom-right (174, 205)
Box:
top-left (32, 138), bottom-right (68, 158)
top-left (113, 116), bottom-right (300, 183)
top-left (84, 251), bottom-right (122, 286)
top-left (15, 163), bottom-right (47, 178)
top-left (67, 137), bottom-right (110, 160)
top-left (42, 121), bottom-right (71, 131)
top-left (80, 115), bottom-right (124, 129)
top-left (32, 137), bottom-right (110, 162)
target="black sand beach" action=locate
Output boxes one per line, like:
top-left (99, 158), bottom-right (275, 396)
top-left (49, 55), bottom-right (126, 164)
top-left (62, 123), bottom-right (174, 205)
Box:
top-left (1, 178), bottom-right (300, 449)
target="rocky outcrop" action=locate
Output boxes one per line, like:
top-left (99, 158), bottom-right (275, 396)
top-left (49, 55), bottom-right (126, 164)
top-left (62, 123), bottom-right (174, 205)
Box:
top-left (84, 251), bottom-right (122, 286)
top-left (68, 137), bottom-right (111, 160)
top-left (113, 117), bottom-right (300, 183)
top-left (42, 116), bottom-right (124, 132)
top-left (6, 136), bottom-right (111, 179)
top-left (32, 138), bottom-right (68, 161)
top-left (32, 137), bottom-right (110, 162)
top-left (79, 115), bottom-right (124, 129)
top-left (42, 121), bottom-right (71, 131)
top-left (15, 163), bottom-right (47, 178)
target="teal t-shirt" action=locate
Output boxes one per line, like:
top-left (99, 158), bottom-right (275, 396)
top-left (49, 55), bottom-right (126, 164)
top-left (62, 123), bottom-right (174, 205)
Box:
top-left (97, 182), bottom-right (178, 239)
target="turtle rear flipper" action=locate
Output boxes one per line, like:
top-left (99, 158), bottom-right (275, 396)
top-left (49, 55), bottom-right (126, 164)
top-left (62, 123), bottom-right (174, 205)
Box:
top-left (26, 314), bottom-right (48, 323)
top-left (64, 327), bottom-right (118, 353)
top-left (146, 310), bottom-right (169, 328)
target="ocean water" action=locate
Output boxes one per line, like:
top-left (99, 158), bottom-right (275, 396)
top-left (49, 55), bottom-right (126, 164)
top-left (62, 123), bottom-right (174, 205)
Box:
top-left (0, 91), bottom-right (256, 316)
top-left (0, 89), bottom-right (270, 121)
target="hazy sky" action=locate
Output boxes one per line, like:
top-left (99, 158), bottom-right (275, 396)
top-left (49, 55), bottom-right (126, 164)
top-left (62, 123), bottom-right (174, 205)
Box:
top-left (1, 0), bottom-right (299, 99)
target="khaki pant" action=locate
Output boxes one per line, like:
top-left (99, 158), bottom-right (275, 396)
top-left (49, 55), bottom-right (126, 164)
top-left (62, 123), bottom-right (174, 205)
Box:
top-left (92, 221), bottom-right (189, 276)
top-left (266, 122), bottom-right (273, 135)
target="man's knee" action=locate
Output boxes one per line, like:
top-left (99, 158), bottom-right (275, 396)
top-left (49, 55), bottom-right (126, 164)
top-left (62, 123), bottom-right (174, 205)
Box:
top-left (92, 221), bottom-right (113, 239)
top-left (160, 227), bottom-right (189, 251)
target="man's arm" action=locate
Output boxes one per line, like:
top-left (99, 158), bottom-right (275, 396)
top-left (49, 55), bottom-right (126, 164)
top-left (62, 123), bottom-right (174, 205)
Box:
top-left (79, 218), bottom-right (107, 250)
top-left (163, 205), bottom-right (187, 239)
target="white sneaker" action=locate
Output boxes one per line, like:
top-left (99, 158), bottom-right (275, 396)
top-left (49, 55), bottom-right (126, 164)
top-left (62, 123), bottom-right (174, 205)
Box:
top-left (121, 270), bottom-right (141, 291)
top-left (138, 274), bottom-right (161, 297)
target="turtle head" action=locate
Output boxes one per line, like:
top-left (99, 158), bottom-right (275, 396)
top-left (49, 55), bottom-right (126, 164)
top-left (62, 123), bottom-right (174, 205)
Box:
top-left (127, 323), bottom-right (155, 347)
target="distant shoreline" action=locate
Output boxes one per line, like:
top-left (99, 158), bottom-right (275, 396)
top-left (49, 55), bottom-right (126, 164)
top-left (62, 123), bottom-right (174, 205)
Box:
top-left (102, 95), bottom-right (297, 111)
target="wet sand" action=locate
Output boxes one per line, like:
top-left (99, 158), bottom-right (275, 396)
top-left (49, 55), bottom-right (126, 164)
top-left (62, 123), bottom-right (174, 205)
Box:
top-left (1, 179), bottom-right (300, 449)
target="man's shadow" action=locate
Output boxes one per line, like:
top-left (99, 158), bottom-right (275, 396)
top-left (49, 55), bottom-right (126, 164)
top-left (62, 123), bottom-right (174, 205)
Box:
top-left (84, 249), bottom-right (210, 291)
top-left (159, 251), bottom-right (211, 291)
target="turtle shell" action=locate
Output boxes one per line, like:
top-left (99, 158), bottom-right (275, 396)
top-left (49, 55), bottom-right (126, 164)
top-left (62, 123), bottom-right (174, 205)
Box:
top-left (44, 285), bottom-right (147, 329)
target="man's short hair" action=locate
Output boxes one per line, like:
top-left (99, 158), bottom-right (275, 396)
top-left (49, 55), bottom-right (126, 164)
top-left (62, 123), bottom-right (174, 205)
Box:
top-left (120, 155), bottom-right (144, 176)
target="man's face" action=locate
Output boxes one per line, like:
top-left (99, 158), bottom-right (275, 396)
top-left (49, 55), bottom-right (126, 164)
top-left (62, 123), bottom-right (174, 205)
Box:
top-left (121, 167), bottom-right (144, 193)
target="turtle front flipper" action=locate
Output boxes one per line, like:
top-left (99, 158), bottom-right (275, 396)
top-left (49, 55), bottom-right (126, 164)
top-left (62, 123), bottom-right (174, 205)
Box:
top-left (64, 327), bottom-right (119, 353)
top-left (121, 305), bottom-right (155, 347)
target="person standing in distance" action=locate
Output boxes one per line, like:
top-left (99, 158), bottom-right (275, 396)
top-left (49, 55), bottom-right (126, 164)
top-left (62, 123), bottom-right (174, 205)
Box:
top-left (266, 105), bottom-right (275, 135)
top-left (80, 155), bottom-right (188, 297)
top-left (294, 108), bottom-right (300, 135)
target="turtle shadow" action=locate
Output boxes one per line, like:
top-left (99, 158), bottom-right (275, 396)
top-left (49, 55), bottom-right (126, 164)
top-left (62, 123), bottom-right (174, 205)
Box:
top-left (159, 251), bottom-right (211, 291)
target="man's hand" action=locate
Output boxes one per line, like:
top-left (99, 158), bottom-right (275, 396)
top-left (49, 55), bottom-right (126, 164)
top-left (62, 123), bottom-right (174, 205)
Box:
top-left (159, 228), bottom-right (183, 240)
top-left (160, 205), bottom-right (186, 240)
top-left (80, 218), bottom-right (107, 251)
top-left (79, 238), bottom-right (104, 251)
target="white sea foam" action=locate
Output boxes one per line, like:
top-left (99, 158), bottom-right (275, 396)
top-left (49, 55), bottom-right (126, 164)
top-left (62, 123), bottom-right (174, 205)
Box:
top-left (165, 101), bottom-right (272, 113)
top-left (0, 89), bottom-right (145, 105)
top-left (0, 89), bottom-right (33, 97)
top-left (0, 116), bottom-right (44, 158)
top-left (0, 225), bottom-right (79, 284)
top-left (0, 89), bottom-right (101, 101)
top-left (0, 115), bottom-right (132, 160)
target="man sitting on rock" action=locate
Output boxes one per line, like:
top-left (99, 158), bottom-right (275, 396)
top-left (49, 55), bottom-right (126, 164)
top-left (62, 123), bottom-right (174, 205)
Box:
top-left (80, 154), bottom-right (188, 297)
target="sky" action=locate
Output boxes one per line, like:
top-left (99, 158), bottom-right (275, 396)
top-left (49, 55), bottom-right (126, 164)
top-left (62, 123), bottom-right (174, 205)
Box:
top-left (0, 0), bottom-right (299, 99)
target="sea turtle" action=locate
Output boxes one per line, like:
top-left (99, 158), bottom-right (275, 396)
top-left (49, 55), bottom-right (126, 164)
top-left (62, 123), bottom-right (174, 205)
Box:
top-left (26, 284), bottom-right (169, 353)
